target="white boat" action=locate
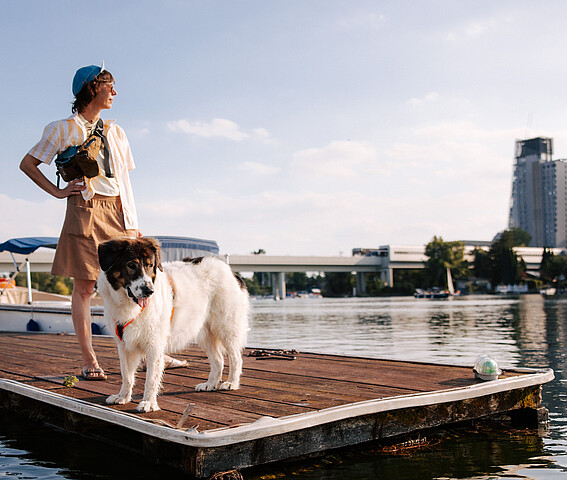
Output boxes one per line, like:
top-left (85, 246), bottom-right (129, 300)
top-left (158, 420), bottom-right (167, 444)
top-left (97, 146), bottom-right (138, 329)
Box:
top-left (414, 267), bottom-right (460, 299)
top-left (0, 236), bottom-right (219, 334)
top-left (446, 266), bottom-right (462, 296)
top-left (414, 288), bottom-right (450, 299)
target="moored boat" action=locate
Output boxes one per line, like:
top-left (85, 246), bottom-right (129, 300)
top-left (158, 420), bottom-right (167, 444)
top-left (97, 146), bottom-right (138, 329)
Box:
top-left (414, 288), bottom-right (450, 299)
top-left (0, 236), bottom-right (219, 334)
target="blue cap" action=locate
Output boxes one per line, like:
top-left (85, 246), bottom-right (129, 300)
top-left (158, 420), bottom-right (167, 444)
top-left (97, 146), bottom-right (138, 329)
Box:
top-left (72, 62), bottom-right (105, 96)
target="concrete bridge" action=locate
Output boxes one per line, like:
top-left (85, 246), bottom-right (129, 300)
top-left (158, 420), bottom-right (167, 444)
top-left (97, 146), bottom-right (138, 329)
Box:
top-left (1, 244), bottom-right (557, 299)
top-left (224, 253), bottom-right (388, 299)
top-left (226, 244), bottom-right (557, 299)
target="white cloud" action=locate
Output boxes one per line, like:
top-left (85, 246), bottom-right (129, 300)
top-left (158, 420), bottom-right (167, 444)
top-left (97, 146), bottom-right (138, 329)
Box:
top-left (413, 121), bottom-right (518, 144)
top-left (137, 183), bottom-right (508, 256)
top-left (237, 161), bottom-right (281, 176)
top-left (339, 12), bottom-right (386, 30)
top-left (406, 92), bottom-right (440, 106)
top-left (446, 16), bottom-right (512, 42)
top-left (167, 118), bottom-right (277, 144)
top-left (384, 122), bottom-right (515, 176)
top-left (167, 118), bottom-right (249, 141)
top-left (0, 195), bottom-right (66, 239)
top-left (377, 122), bottom-right (515, 220)
top-left (252, 127), bottom-right (278, 145)
top-left (128, 127), bottom-right (150, 138)
top-left (291, 140), bottom-right (378, 178)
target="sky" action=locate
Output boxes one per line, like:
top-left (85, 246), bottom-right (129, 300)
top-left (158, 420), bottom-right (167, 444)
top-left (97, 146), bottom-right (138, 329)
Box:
top-left (3, 1), bottom-right (567, 256)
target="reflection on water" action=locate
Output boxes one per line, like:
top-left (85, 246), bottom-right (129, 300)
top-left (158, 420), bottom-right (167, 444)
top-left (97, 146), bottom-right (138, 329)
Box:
top-left (1, 294), bottom-right (567, 479)
top-left (249, 295), bottom-right (544, 367)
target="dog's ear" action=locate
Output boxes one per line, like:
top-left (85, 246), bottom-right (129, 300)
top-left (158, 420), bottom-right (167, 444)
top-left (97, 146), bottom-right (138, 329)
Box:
top-left (154, 247), bottom-right (163, 273)
top-left (144, 237), bottom-right (163, 273)
top-left (98, 239), bottom-right (128, 272)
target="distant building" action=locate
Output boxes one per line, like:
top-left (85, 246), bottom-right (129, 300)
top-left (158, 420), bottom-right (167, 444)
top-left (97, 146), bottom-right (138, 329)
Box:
top-left (509, 137), bottom-right (567, 248)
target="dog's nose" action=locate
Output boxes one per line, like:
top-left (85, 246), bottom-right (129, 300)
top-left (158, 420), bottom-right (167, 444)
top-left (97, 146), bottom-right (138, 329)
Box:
top-left (141, 285), bottom-right (154, 297)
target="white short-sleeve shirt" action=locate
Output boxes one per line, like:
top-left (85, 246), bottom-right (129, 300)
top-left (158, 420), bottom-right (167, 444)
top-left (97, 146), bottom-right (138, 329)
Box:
top-left (28, 114), bottom-right (139, 230)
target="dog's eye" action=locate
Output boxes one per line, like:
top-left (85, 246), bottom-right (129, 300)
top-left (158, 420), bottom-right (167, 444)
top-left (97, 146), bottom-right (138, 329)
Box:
top-left (127, 261), bottom-right (138, 270)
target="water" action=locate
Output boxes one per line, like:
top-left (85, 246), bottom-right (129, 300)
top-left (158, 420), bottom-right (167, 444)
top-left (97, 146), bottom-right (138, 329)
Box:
top-left (1, 294), bottom-right (567, 479)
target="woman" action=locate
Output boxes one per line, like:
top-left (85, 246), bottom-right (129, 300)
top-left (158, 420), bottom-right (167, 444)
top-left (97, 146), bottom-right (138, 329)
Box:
top-left (20, 63), bottom-right (185, 379)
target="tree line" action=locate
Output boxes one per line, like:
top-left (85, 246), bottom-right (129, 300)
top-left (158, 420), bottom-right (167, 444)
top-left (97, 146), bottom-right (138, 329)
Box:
top-left (422, 227), bottom-right (567, 294)
top-left (422, 227), bottom-right (532, 292)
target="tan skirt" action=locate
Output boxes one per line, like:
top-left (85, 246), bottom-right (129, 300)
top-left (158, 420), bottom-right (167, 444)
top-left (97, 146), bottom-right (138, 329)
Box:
top-left (51, 194), bottom-right (134, 280)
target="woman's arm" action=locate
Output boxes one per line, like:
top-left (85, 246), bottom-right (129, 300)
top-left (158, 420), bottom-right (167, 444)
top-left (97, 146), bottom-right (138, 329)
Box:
top-left (19, 154), bottom-right (85, 199)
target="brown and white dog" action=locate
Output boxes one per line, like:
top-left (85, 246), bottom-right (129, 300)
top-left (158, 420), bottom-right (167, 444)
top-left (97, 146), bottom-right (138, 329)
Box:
top-left (97, 237), bottom-right (249, 412)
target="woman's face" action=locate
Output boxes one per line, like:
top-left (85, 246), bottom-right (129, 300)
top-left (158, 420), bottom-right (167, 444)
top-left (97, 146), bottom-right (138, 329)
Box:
top-left (92, 81), bottom-right (117, 111)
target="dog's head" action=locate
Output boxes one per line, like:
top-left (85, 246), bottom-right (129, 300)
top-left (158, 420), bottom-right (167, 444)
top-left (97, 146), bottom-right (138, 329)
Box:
top-left (98, 237), bottom-right (163, 308)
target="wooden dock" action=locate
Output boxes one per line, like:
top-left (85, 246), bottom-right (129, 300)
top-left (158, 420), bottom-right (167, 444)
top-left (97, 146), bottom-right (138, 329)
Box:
top-left (0, 332), bottom-right (554, 478)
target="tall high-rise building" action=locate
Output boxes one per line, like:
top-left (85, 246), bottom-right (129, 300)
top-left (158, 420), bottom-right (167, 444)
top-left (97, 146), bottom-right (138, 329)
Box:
top-left (509, 137), bottom-right (567, 248)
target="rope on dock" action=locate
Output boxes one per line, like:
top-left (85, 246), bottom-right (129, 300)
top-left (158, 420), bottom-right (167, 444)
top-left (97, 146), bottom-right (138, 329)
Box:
top-left (248, 348), bottom-right (298, 360)
top-left (208, 470), bottom-right (243, 480)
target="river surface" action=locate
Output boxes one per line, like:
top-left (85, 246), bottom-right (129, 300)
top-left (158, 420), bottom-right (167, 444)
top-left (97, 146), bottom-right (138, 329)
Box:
top-left (1, 294), bottom-right (566, 479)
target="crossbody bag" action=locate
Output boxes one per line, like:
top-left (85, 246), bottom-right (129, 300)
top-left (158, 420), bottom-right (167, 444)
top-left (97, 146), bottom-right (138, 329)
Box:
top-left (55, 119), bottom-right (113, 187)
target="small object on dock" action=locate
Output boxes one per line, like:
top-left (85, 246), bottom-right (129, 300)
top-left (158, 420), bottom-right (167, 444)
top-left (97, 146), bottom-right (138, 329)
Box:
top-left (208, 470), bottom-right (243, 480)
top-left (62, 375), bottom-right (78, 388)
top-left (176, 402), bottom-right (195, 429)
top-left (473, 354), bottom-right (502, 381)
top-left (248, 348), bottom-right (298, 360)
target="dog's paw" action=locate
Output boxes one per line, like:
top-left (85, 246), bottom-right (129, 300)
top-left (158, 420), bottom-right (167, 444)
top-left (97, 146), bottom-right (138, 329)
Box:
top-left (219, 381), bottom-right (239, 390)
top-left (195, 381), bottom-right (219, 392)
top-left (137, 400), bottom-right (160, 412)
top-left (106, 394), bottom-right (131, 405)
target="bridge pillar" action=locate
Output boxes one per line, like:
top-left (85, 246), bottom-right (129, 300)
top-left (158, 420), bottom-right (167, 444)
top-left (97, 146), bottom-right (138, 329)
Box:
top-left (271, 272), bottom-right (286, 300)
top-left (356, 272), bottom-right (367, 296)
top-left (381, 268), bottom-right (394, 287)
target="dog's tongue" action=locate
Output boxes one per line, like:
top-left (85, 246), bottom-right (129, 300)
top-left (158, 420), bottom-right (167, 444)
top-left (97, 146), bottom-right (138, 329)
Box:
top-left (138, 297), bottom-right (149, 309)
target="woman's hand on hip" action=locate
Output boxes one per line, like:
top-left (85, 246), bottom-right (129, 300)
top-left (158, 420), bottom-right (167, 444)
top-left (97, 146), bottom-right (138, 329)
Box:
top-left (58, 179), bottom-right (86, 198)
top-left (20, 154), bottom-right (85, 199)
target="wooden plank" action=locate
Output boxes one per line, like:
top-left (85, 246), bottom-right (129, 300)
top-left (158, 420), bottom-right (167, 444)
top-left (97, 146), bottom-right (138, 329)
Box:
top-left (0, 333), bottom-right (503, 392)
top-left (0, 332), bottom-right (528, 423)
top-left (42, 374), bottom-right (261, 428)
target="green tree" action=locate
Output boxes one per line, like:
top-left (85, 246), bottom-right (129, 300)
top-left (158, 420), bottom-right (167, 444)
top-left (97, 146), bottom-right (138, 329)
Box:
top-left (473, 248), bottom-right (491, 279)
top-left (490, 229), bottom-right (529, 286)
top-left (540, 247), bottom-right (555, 283)
top-left (15, 272), bottom-right (73, 295)
top-left (473, 228), bottom-right (530, 288)
top-left (545, 254), bottom-right (567, 287)
top-left (391, 269), bottom-right (425, 295)
top-left (242, 275), bottom-right (268, 296)
top-left (287, 272), bottom-right (309, 292)
top-left (498, 246), bottom-right (521, 285)
top-left (423, 237), bottom-right (468, 288)
top-left (498, 227), bottom-right (531, 247)
top-left (323, 272), bottom-right (354, 297)
top-left (364, 273), bottom-right (386, 296)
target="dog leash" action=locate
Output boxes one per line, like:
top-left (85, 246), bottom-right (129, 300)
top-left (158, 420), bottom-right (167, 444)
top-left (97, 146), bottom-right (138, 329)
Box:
top-left (113, 277), bottom-right (175, 342)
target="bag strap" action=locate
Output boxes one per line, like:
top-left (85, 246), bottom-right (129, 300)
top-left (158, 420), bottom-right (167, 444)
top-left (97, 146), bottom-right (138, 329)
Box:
top-left (94, 119), bottom-right (114, 178)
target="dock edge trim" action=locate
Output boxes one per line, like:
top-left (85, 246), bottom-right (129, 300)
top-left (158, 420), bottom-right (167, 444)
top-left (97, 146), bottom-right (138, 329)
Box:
top-left (0, 367), bottom-right (554, 448)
